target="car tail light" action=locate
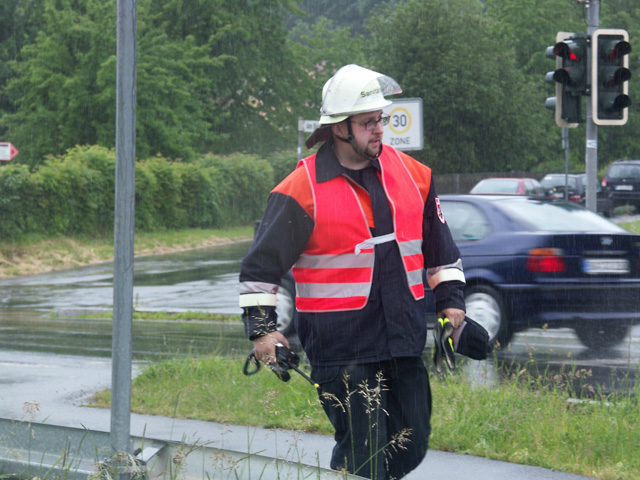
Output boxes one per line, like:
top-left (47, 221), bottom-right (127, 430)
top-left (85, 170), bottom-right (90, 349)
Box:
top-left (569, 194), bottom-right (582, 202)
top-left (526, 248), bottom-right (566, 273)
top-left (601, 178), bottom-right (607, 189)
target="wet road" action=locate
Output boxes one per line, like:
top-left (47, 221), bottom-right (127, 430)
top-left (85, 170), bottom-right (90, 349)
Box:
top-left (0, 240), bottom-right (638, 394)
top-left (0, 241), bottom-right (249, 314)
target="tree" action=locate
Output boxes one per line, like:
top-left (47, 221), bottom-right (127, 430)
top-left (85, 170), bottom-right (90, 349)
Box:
top-left (1, 0), bottom-right (116, 165)
top-left (1, 0), bottom-right (310, 165)
top-left (289, 17), bottom-right (367, 119)
top-left (0, 0), bottom-right (47, 138)
top-left (287, 0), bottom-right (404, 38)
top-left (146, 0), bottom-right (309, 154)
top-left (367, 0), bottom-right (555, 174)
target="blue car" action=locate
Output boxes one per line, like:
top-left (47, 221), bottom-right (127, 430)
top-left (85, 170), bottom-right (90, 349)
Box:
top-left (425, 195), bottom-right (640, 349)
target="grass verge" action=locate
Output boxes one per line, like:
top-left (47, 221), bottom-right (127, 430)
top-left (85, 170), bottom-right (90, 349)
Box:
top-left (91, 354), bottom-right (640, 480)
top-left (0, 226), bottom-right (253, 278)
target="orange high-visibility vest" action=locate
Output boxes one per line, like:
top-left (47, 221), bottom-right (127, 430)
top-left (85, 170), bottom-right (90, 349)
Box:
top-left (292, 146), bottom-right (427, 312)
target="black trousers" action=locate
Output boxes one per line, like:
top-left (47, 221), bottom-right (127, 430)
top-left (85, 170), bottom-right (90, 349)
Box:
top-left (311, 357), bottom-right (431, 480)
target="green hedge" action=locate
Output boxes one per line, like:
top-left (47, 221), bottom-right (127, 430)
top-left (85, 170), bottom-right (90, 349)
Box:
top-left (0, 145), bottom-right (289, 239)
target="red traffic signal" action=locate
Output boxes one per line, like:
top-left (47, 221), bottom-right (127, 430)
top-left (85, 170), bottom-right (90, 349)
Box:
top-left (591, 29), bottom-right (631, 126)
top-left (545, 33), bottom-right (587, 127)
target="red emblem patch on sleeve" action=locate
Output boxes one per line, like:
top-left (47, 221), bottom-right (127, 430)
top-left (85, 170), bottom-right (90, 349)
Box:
top-left (435, 197), bottom-right (446, 224)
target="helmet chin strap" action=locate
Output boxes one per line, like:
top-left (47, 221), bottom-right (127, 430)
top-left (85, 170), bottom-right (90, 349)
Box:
top-left (334, 119), bottom-right (381, 161)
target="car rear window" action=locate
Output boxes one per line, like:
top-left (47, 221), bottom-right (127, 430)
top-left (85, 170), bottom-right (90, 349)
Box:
top-left (608, 164), bottom-right (640, 179)
top-left (471, 179), bottom-right (519, 194)
top-left (495, 200), bottom-right (626, 232)
top-left (541, 176), bottom-right (578, 189)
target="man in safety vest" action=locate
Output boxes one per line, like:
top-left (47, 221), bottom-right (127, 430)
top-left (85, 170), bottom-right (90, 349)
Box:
top-left (239, 64), bottom-right (466, 479)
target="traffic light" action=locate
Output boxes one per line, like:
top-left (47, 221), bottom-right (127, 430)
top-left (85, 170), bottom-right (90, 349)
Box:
top-left (591, 29), bottom-right (631, 126)
top-left (545, 33), bottom-right (588, 127)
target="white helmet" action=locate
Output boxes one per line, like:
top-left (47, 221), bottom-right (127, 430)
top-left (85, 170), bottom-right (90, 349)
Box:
top-left (306, 64), bottom-right (402, 148)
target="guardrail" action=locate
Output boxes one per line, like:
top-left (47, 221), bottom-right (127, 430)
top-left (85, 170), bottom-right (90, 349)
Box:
top-left (0, 419), bottom-right (355, 480)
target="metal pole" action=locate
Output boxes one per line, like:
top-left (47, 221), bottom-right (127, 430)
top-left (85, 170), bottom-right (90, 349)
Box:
top-left (585, 0), bottom-right (599, 211)
top-left (562, 128), bottom-right (569, 200)
top-left (297, 117), bottom-right (304, 162)
top-left (112, 0), bottom-right (137, 456)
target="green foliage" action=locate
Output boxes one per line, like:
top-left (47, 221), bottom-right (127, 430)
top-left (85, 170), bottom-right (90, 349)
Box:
top-left (27, 151), bottom-right (114, 235)
top-left (366, 0), bottom-right (554, 173)
top-left (3, 0), bottom-right (640, 182)
top-left (267, 149), bottom-right (299, 185)
top-left (140, 157), bottom-right (184, 229)
top-left (0, 145), bottom-right (273, 239)
top-left (0, 163), bottom-right (32, 238)
top-left (287, 0), bottom-right (404, 38)
top-left (2, 0), bottom-right (116, 166)
top-left (200, 153), bottom-right (274, 225)
top-left (173, 163), bottom-right (220, 229)
top-left (1, 0), bottom-right (307, 166)
top-left (145, 0), bottom-right (305, 155)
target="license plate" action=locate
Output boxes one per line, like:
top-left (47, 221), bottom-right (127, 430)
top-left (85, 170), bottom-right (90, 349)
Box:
top-left (615, 185), bottom-right (633, 191)
top-left (582, 258), bottom-right (630, 274)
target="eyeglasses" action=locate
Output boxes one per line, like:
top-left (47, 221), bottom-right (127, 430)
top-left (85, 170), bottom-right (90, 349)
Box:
top-left (354, 114), bottom-right (390, 131)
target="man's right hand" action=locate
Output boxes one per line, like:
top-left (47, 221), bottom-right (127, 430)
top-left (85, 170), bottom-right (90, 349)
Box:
top-left (252, 331), bottom-right (290, 365)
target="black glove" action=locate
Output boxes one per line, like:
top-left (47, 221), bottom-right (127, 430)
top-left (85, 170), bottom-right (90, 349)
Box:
top-left (455, 317), bottom-right (490, 360)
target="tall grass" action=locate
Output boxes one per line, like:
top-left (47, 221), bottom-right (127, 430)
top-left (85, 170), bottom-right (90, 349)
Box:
top-left (91, 353), bottom-right (640, 480)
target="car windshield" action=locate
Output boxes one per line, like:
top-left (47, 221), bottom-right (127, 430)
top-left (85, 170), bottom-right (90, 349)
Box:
top-left (541, 176), bottom-right (577, 189)
top-left (471, 179), bottom-right (519, 193)
top-left (608, 164), bottom-right (640, 179)
top-left (495, 199), bottom-right (625, 232)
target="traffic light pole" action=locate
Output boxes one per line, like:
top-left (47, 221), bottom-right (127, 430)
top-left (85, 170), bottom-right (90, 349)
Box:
top-left (585, 0), bottom-right (599, 212)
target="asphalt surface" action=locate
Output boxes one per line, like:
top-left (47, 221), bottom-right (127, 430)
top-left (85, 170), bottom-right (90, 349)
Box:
top-left (0, 350), bottom-right (600, 480)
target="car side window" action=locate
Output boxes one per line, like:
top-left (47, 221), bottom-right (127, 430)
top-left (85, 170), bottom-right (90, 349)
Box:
top-left (440, 201), bottom-right (491, 242)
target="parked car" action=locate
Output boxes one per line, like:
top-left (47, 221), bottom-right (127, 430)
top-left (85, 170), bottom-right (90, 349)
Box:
top-left (469, 177), bottom-right (547, 196)
top-left (601, 160), bottom-right (640, 213)
top-left (424, 195), bottom-right (640, 349)
top-left (540, 173), bottom-right (613, 216)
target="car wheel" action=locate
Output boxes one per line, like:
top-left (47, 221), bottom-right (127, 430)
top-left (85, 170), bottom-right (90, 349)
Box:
top-left (276, 275), bottom-right (296, 337)
top-left (464, 285), bottom-right (512, 348)
top-left (574, 321), bottom-right (630, 350)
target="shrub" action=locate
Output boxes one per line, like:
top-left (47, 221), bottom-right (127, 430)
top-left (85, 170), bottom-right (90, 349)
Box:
top-left (0, 163), bottom-right (32, 238)
top-left (200, 153), bottom-right (274, 226)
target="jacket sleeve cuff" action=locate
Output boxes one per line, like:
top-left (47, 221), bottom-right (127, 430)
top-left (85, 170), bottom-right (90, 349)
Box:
top-left (242, 305), bottom-right (278, 340)
top-left (433, 280), bottom-right (466, 313)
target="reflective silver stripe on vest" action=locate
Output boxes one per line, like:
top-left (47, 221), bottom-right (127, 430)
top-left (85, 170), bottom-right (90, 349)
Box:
top-left (296, 281), bottom-right (371, 299)
top-left (406, 268), bottom-right (424, 288)
top-left (398, 239), bottom-right (424, 288)
top-left (397, 239), bottom-right (422, 257)
top-left (295, 252), bottom-right (374, 269)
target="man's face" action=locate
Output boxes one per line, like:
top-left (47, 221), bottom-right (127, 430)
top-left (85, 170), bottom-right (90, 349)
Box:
top-left (349, 110), bottom-right (385, 158)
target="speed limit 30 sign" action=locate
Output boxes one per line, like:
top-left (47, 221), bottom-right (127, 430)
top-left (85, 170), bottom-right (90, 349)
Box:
top-left (382, 98), bottom-right (423, 151)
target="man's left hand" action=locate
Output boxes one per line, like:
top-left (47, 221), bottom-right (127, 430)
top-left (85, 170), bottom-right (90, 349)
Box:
top-left (439, 308), bottom-right (465, 329)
